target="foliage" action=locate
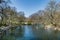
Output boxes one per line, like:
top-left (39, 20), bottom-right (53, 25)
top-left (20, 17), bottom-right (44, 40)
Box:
top-left (0, 0), bottom-right (25, 26)
top-left (29, 0), bottom-right (60, 27)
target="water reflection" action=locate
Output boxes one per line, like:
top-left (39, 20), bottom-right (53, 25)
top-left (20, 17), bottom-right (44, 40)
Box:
top-left (24, 25), bottom-right (34, 37)
top-left (1, 25), bottom-right (60, 40)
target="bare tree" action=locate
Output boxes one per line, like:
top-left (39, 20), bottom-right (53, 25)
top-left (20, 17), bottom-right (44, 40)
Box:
top-left (44, 0), bottom-right (60, 27)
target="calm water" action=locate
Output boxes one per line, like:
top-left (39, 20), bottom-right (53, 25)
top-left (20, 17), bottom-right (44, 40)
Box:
top-left (1, 25), bottom-right (60, 40)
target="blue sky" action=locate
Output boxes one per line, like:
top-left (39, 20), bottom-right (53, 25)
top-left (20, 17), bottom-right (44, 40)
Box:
top-left (10, 0), bottom-right (59, 17)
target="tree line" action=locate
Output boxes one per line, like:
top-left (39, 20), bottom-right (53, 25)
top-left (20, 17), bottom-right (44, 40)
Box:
top-left (0, 0), bottom-right (25, 26)
top-left (29, 0), bottom-right (60, 27)
top-left (1, 0), bottom-right (60, 28)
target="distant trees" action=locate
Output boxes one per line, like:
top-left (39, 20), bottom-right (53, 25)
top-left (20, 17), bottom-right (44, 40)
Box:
top-left (0, 0), bottom-right (25, 26)
top-left (44, 0), bottom-right (60, 27)
top-left (4, 7), bottom-right (26, 26)
top-left (17, 12), bottom-right (25, 22)
top-left (6, 7), bottom-right (18, 26)
top-left (29, 0), bottom-right (60, 27)
top-left (29, 10), bottom-right (45, 24)
top-left (1, 0), bottom-right (60, 27)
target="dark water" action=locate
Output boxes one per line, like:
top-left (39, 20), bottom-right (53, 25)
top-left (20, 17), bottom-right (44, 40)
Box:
top-left (1, 25), bottom-right (60, 40)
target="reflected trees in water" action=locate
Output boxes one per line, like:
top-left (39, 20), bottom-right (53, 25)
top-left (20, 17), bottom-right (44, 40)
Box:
top-left (1, 0), bottom-right (60, 40)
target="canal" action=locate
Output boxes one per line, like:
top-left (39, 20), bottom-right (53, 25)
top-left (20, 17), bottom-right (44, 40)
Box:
top-left (1, 24), bottom-right (60, 40)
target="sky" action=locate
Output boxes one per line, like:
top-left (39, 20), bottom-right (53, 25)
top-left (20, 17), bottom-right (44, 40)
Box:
top-left (10, 0), bottom-right (59, 17)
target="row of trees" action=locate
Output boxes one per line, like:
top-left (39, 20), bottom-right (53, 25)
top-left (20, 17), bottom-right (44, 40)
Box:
top-left (1, 0), bottom-right (60, 27)
top-left (29, 0), bottom-right (60, 27)
top-left (0, 0), bottom-right (25, 26)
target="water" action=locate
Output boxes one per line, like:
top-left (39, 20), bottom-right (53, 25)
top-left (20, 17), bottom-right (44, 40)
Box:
top-left (16, 25), bottom-right (34, 40)
top-left (1, 25), bottom-right (60, 40)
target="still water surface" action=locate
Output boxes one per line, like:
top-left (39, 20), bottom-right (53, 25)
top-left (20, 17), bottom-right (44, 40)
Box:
top-left (2, 25), bottom-right (60, 40)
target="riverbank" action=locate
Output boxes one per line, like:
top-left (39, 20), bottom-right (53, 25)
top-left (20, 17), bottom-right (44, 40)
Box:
top-left (44, 24), bottom-right (60, 31)
top-left (0, 25), bottom-right (60, 40)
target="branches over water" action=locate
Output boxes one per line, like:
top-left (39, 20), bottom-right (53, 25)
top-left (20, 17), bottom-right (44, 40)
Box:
top-left (29, 0), bottom-right (60, 27)
top-left (0, 0), bottom-right (25, 26)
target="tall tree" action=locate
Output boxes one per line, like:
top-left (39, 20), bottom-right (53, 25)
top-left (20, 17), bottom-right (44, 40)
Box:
top-left (44, 0), bottom-right (60, 27)
top-left (0, 0), bottom-right (10, 26)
